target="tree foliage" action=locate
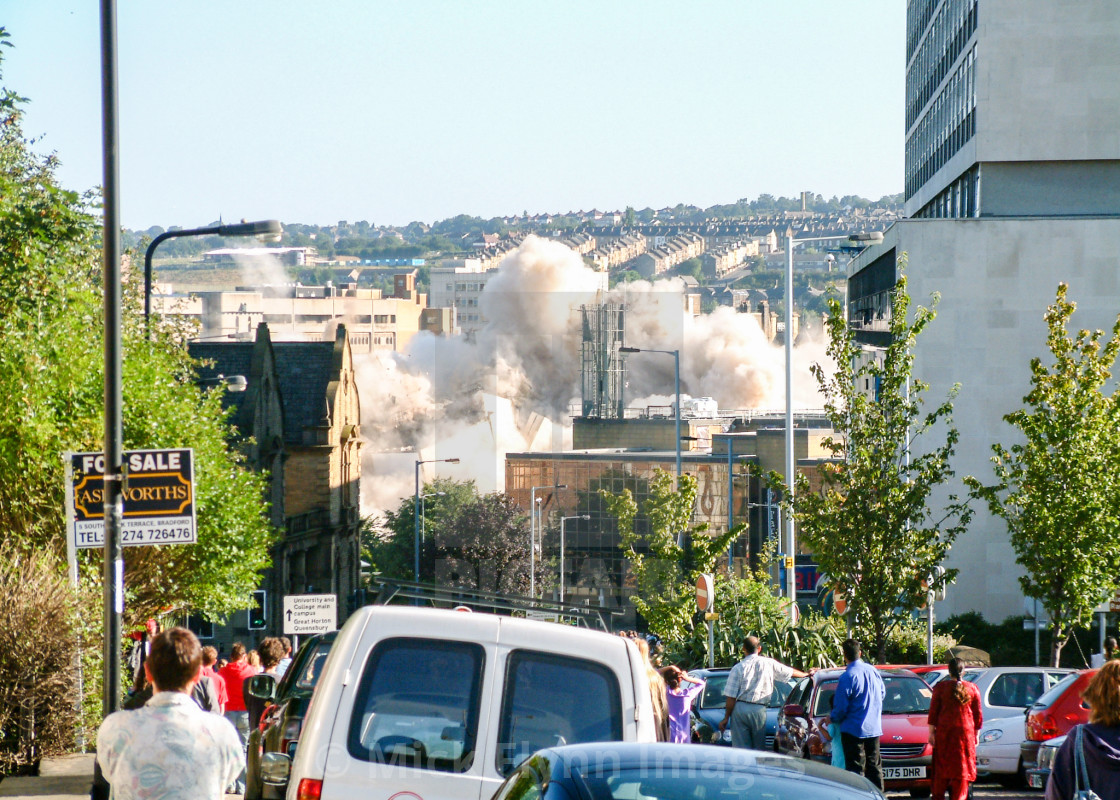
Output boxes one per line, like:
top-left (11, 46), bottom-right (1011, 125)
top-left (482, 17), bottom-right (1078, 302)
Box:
top-left (368, 479), bottom-right (540, 595)
top-left (782, 266), bottom-right (972, 662)
top-left (966, 284), bottom-right (1120, 666)
top-left (600, 470), bottom-right (738, 644)
top-left (0, 32), bottom-right (275, 625)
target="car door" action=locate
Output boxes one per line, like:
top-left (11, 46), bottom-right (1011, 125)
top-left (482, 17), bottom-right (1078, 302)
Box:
top-left (777, 677), bottom-right (812, 755)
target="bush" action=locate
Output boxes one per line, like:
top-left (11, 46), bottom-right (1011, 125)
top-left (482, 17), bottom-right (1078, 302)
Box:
top-left (0, 546), bottom-right (91, 775)
top-left (882, 617), bottom-right (957, 664)
top-left (937, 611), bottom-right (1102, 668)
top-left (666, 573), bottom-right (843, 671)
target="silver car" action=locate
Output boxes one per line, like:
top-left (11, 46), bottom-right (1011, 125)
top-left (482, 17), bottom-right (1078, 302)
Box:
top-left (960, 666), bottom-right (1075, 722)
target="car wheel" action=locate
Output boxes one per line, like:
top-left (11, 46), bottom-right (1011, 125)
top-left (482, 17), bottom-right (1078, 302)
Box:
top-left (908, 788), bottom-right (931, 798)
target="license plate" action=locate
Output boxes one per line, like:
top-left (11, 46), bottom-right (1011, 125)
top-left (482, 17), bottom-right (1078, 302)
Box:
top-left (1028, 774), bottom-right (1044, 789)
top-left (883, 766), bottom-right (926, 779)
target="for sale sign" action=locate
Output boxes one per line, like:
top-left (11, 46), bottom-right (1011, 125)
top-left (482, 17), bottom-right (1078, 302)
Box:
top-left (65, 449), bottom-right (197, 549)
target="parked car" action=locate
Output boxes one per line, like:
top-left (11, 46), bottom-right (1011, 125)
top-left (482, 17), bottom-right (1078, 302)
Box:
top-left (244, 631), bottom-right (337, 800)
top-left (907, 665), bottom-right (949, 685)
top-left (1026, 732), bottom-right (1067, 790)
top-left (1020, 669), bottom-right (1094, 775)
top-left (775, 667), bottom-right (933, 797)
top-left (959, 666), bottom-right (1074, 723)
top-left (687, 666), bottom-right (794, 748)
top-left (271, 606), bottom-right (657, 800)
top-left (490, 742), bottom-right (887, 800)
top-left (975, 712), bottom-right (1029, 786)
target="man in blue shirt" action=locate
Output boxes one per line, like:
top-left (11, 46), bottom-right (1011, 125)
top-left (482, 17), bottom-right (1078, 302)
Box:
top-left (828, 638), bottom-right (885, 790)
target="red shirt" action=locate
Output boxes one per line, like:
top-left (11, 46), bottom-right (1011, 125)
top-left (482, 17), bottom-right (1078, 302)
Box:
top-left (202, 665), bottom-right (229, 708)
top-left (219, 660), bottom-right (259, 712)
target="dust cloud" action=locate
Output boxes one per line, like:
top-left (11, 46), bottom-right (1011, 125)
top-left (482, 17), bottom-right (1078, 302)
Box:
top-left (355, 235), bottom-right (830, 515)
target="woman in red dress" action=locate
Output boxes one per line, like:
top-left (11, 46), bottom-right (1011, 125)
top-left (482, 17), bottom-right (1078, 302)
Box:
top-left (928, 657), bottom-right (983, 800)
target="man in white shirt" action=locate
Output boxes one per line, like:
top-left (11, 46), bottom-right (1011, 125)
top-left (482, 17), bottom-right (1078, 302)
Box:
top-left (718, 635), bottom-right (808, 749)
top-left (1091, 636), bottom-right (1117, 668)
top-left (97, 627), bottom-right (244, 799)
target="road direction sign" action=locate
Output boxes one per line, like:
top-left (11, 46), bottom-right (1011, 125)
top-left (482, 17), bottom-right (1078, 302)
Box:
top-left (282, 593), bottom-right (338, 635)
top-left (65, 449), bottom-right (196, 550)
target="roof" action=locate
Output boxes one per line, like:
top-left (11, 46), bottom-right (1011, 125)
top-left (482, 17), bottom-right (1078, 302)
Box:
top-left (272, 341), bottom-right (336, 445)
top-left (188, 341), bottom-right (255, 428)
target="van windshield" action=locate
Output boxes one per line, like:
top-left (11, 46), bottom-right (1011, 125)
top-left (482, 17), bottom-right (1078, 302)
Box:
top-left (347, 637), bottom-right (484, 774)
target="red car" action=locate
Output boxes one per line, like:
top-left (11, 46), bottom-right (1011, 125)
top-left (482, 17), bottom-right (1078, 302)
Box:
top-left (776, 667), bottom-right (933, 797)
top-left (1020, 669), bottom-right (1094, 773)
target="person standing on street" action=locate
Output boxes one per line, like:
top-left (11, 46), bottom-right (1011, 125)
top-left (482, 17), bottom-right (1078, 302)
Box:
top-left (275, 636), bottom-right (293, 678)
top-left (928, 657), bottom-right (982, 800)
top-left (1091, 636), bottom-right (1118, 669)
top-left (245, 637), bottom-right (286, 729)
top-left (719, 635), bottom-right (808, 749)
top-left (96, 627), bottom-right (243, 800)
top-left (829, 638), bottom-right (886, 790)
top-left (219, 641), bottom-right (259, 794)
top-left (663, 666), bottom-right (706, 743)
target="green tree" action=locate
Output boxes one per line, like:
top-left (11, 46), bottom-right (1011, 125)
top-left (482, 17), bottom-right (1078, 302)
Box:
top-left (600, 470), bottom-right (738, 644)
top-left (0, 32), bottom-right (274, 625)
top-left (966, 284), bottom-right (1120, 666)
top-left (779, 267), bottom-right (972, 662)
top-left (369, 479), bottom-right (539, 595)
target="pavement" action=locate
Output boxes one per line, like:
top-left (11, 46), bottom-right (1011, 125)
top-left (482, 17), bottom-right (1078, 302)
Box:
top-left (0, 754), bottom-right (243, 799)
top-left (0, 753), bottom-right (94, 799)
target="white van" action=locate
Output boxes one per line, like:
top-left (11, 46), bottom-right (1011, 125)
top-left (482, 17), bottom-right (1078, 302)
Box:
top-left (268, 606), bottom-right (657, 800)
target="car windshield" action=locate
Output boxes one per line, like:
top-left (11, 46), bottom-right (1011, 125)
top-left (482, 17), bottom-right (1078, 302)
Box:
top-left (697, 673), bottom-right (729, 709)
top-left (696, 674), bottom-right (793, 710)
top-left (882, 676), bottom-right (932, 714)
top-left (581, 766), bottom-right (871, 800)
top-left (1032, 673), bottom-right (1079, 709)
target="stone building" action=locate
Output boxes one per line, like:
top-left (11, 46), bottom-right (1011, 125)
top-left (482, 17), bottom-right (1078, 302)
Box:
top-left (188, 323), bottom-right (363, 643)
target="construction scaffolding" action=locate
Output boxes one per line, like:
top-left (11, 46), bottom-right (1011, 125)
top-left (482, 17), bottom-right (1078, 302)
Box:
top-left (579, 303), bottom-right (627, 419)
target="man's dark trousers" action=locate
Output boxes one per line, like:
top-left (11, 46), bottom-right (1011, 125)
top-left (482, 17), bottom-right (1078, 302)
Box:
top-left (841, 731), bottom-right (884, 790)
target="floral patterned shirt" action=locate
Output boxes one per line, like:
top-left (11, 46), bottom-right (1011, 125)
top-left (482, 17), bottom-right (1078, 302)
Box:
top-left (97, 691), bottom-right (244, 799)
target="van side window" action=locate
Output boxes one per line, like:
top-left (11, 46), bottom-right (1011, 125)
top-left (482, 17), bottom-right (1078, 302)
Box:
top-left (346, 637), bottom-right (484, 773)
top-left (497, 650), bottom-right (622, 777)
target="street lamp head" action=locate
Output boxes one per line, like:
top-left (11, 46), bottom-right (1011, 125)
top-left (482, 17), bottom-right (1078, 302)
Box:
top-left (619, 346), bottom-right (641, 353)
top-left (195, 374), bottom-right (247, 392)
top-left (218, 219), bottom-right (283, 241)
top-left (446, 458), bottom-right (460, 465)
top-left (556, 484), bottom-right (568, 489)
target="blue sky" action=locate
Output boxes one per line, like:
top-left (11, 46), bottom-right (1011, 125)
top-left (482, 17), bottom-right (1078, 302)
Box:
top-left (1, 1), bottom-right (904, 230)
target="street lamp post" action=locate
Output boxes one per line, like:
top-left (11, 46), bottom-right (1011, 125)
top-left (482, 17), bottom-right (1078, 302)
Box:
top-left (144, 219), bottom-right (282, 336)
top-left (414, 458), bottom-right (459, 584)
top-left (619, 347), bottom-right (681, 481)
top-left (559, 515), bottom-right (591, 604)
top-left (782, 232), bottom-right (883, 621)
top-left (420, 492), bottom-right (445, 549)
top-left (529, 483), bottom-right (566, 599)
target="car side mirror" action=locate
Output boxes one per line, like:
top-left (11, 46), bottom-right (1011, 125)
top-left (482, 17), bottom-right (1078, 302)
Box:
top-left (783, 703), bottom-right (807, 718)
top-left (246, 674), bottom-right (277, 702)
top-left (260, 752), bottom-right (291, 786)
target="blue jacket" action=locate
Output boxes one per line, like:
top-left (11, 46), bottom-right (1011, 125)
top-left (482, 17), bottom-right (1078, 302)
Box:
top-left (830, 659), bottom-right (885, 738)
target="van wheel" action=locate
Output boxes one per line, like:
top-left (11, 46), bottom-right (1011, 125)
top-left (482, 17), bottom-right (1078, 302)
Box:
top-left (909, 789), bottom-right (931, 798)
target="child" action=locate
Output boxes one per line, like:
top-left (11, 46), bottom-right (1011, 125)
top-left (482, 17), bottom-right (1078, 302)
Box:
top-left (822, 694), bottom-right (845, 769)
top-left (663, 666), bottom-right (706, 743)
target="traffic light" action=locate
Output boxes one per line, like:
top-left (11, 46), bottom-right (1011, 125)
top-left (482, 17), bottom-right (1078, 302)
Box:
top-left (248, 589), bottom-right (267, 630)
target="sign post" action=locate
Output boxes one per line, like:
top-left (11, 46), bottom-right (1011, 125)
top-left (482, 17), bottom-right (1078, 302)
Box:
top-left (282, 594), bottom-right (338, 636)
top-left (66, 448), bottom-right (197, 550)
top-left (696, 574), bottom-right (715, 668)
